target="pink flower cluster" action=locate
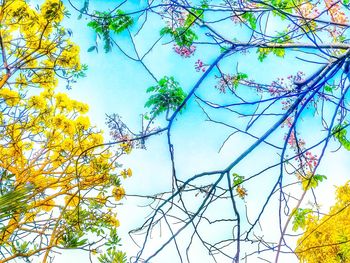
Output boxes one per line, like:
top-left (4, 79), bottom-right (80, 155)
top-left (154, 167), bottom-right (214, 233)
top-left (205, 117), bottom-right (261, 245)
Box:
top-left (215, 74), bottom-right (235, 93)
top-left (305, 151), bottom-right (318, 168)
top-left (285, 131), bottom-right (306, 149)
top-left (324, 0), bottom-right (348, 24)
top-left (195, 59), bottom-right (206, 72)
top-left (298, 2), bottom-right (320, 19)
top-left (173, 44), bottom-right (196, 57)
top-left (281, 116), bottom-right (294, 128)
top-left (281, 116), bottom-right (318, 172)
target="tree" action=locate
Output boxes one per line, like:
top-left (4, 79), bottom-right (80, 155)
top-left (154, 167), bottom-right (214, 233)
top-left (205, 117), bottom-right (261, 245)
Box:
top-left (38, 0), bottom-right (350, 262)
top-left (296, 181), bottom-right (350, 262)
top-left (0, 0), bottom-right (129, 262)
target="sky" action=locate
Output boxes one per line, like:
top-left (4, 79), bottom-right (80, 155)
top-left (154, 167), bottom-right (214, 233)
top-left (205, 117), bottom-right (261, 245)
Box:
top-left (44, 0), bottom-right (350, 262)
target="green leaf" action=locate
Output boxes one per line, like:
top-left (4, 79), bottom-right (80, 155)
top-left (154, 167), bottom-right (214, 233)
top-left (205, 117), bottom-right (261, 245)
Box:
top-left (232, 173), bottom-right (244, 186)
top-left (333, 123), bottom-right (350, 151)
top-left (292, 208), bottom-right (313, 231)
top-left (184, 8), bottom-right (204, 27)
top-left (242, 12), bottom-right (257, 30)
top-left (0, 185), bottom-right (32, 217)
top-left (302, 174), bottom-right (327, 190)
top-left (324, 84), bottom-right (334, 93)
top-left (145, 77), bottom-right (187, 117)
top-left (272, 48), bottom-right (285, 57)
top-left (160, 26), bottom-right (198, 47)
top-left (87, 10), bottom-right (133, 53)
top-left (87, 46), bottom-right (96, 52)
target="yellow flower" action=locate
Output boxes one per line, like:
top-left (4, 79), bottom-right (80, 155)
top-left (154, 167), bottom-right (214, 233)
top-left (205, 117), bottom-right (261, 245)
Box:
top-left (0, 88), bottom-right (21, 106)
top-left (28, 95), bottom-right (47, 110)
top-left (121, 168), bottom-right (132, 179)
top-left (112, 186), bottom-right (125, 201)
top-left (41, 199), bottom-right (55, 212)
top-left (75, 115), bottom-right (90, 131)
top-left (15, 73), bottom-right (28, 89)
top-left (61, 138), bottom-right (73, 150)
top-left (110, 217), bottom-right (120, 228)
top-left (41, 0), bottom-right (64, 22)
top-left (56, 42), bottom-right (81, 69)
top-left (236, 186), bottom-right (247, 199)
top-left (55, 92), bottom-right (73, 111)
top-left (64, 195), bottom-right (80, 207)
top-left (96, 192), bottom-right (107, 205)
top-left (89, 133), bottom-right (104, 146)
top-left (24, 211), bottom-right (37, 222)
top-left (51, 114), bottom-right (67, 129)
top-left (73, 101), bottom-right (89, 113)
top-left (41, 87), bottom-right (55, 99)
top-left (64, 122), bottom-right (75, 136)
top-left (120, 141), bottom-right (132, 154)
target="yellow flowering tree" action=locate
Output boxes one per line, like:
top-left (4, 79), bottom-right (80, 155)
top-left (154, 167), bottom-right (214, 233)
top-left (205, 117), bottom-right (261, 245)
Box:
top-left (296, 181), bottom-right (350, 262)
top-left (0, 0), bottom-right (129, 262)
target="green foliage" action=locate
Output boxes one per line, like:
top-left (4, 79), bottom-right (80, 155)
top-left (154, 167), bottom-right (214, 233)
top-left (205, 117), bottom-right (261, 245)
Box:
top-left (59, 231), bottom-right (88, 248)
top-left (219, 44), bottom-right (231, 53)
top-left (12, 240), bottom-right (30, 254)
top-left (87, 10), bottom-right (133, 52)
top-left (145, 77), bottom-right (187, 117)
top-left (272, 48), bottom-right (285, 57)
top-left (257, 47), bottom-right (285, 61)
top-left (98, 229), bottom-right (126, 263)
top-left (302, 174), bottom-right (327, 190)
top-left (77, 0), bottom-right (89, 19)
top-left (292, 208), bottom-right (313, 231)
top-left (257, 48), bottom-right (270, 62)
top-left (241, 12), bottom-right (257, 30)
top-left (256, 32), bottom-right (290, 61)
top-left (271, 0), bottom-right (288, 9)
top-left (98, 248), bottom-right (127, 263)
top-left (105, 228), bottom-right (122, 247)
top-left (232, 173), bottom-right (244, 186)
top-left (273, 31), bottom-right (291, 43)
top-left (333, 123), bottom-right (350, 150)
top-left (324, 84), bottom-right (334, 93)
top-left (0, 184), bottom-right (32, 218)
top-left (201, 0), bottom-right (209, 8)
top-left (184, 8), bottom-right (204, 27)
top-left (232, 73), bottom-right (248, 89)
top-left (160, 27), bottom-right (198, 47)
top-left (270, 0), bottom-right (295, 17)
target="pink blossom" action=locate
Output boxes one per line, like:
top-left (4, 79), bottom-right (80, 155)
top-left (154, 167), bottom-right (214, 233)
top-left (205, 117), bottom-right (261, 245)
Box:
top-left (173, 44), bottom-right (196, 57)
top-left (195, 59), bottom-right (207, 72)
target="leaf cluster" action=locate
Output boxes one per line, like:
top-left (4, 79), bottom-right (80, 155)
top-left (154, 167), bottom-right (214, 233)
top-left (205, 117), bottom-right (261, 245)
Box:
top-left (160, 26), bottom-right (198, 47)
top-left (257, 47), bottom-right (285, 62)
top-left (145, 77), bottom-right (187, 117)
top-left (301, 174), bottom-right (327, 190)
top-left (333, 123), bottom-right (350, 150)
top-left (87, 10), bottom-right (133, 52)
top-left (292, 208), bottom-right (313, 231)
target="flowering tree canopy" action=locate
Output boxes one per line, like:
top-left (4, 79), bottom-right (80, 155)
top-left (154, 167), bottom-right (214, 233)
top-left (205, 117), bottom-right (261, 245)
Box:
top-left (0, 1), bottom-right (130, 262)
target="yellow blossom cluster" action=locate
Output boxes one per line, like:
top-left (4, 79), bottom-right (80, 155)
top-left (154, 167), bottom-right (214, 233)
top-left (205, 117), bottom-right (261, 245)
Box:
top-left (121, 168), bottom-right (132, 178)
top-left (0, 88), bottom-right (21, 106)
top-left (296, 181), bottom-right (350, 262)
top-left (113, 186), bottom-right (126, 201)
top-left (0, 0), bottom-right (132, 260)
top-left (0, 0), bottom-right (82, 91)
